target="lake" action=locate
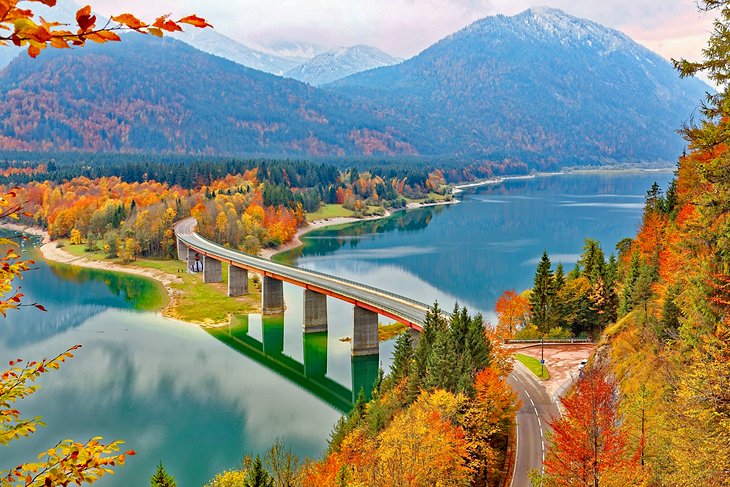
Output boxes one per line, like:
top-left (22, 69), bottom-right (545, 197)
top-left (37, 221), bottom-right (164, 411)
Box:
top-left (0, 170), bottom-right (672, 485)
top-left (279, 171), bottom-right (674, 322)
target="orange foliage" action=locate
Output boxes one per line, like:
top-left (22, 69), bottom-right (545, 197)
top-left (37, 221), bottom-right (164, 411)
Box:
top-left (0, 1), bottom-right (211, 58)
top-left (494, 289), bottom-right (530, 339)
top-left (543, 366), bottom-right (642, 486)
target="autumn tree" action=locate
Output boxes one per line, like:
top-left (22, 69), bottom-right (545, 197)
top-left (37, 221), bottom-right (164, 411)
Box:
top-left (495, 289), bottom-right (529, 339)
top-left (542, 366), bottom-right (641, 487)
top-left (0, 2), bottom-right (210, 485)
top-left (462, 367), bottom-right (519, 484)
top-left (1, 347), bottom-right (136, 486)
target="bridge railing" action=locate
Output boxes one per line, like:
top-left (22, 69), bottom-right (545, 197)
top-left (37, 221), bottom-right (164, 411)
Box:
top-left (180, 224), bottom-right (432, 313)
top-left (178, 224), bottom-right (436, 324)
top-left (504, 338), bottom-right (593, 344)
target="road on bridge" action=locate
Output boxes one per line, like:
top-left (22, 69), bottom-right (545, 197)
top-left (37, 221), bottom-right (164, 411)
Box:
top-left (174, 217), bottom-right (431, 329)
top-left (508, 361), bottom-right (560, 487)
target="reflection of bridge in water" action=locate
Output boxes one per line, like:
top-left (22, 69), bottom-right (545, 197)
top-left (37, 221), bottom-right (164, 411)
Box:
top-left (208, 314), bottom-right (380, 413)
top-left (174, 217), bottom-right (430, 357)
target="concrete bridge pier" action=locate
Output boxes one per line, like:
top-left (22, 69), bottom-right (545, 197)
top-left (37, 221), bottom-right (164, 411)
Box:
top-left (303, 289), bottom-right (328, 333)
top-left (408, 327), bottom-right (421, 348)
top-left (228, 265), bottom-right (249, 297)
top-left (263, 276), bottom-right (285, 314)
top-left (176, 237), bottom-right (187, 262)
top-left (352, 306), bottom-right (379, 356)
top-left (203, 256), bottom-right (222, 283)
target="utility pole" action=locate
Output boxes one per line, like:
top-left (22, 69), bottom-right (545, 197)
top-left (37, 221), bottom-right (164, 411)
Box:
top-left (541, 335), bottom-right (545, 377)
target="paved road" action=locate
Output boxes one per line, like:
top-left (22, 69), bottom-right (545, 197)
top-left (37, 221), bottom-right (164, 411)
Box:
top-left (508, 362), bottom-right (560, 487)
top-left (174, 217), bottom-right (430, 328)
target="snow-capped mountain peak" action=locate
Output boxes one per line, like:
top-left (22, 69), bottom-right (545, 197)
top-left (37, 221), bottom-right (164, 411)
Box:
top-left (285, 45), bottom-right (401, 86)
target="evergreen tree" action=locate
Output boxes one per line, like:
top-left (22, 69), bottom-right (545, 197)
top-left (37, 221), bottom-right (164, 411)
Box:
top-left (554, 263), bottom-right (566, 291)
top-left (464, 313), bottom-right (491, 377)
top-left (245, 455), bottom-right (273, 487)
top-left (424, 331), bottom-right (458, 391)
top-left (408, 302), bottom-right (444, 400)
top-left (390, 332), bottom-right (413, 383)
top-left (530, 251), bottom-right (557, 332)
top-left (150, 461), bottom-right (176, 487)
top-left (620, 251), bottom-right (641, 316)
top-left (578, 238), bottom-right (606, 284)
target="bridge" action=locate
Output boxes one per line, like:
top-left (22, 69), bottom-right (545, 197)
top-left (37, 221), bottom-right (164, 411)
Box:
top-left (173, 217), bottom-right (430, 356)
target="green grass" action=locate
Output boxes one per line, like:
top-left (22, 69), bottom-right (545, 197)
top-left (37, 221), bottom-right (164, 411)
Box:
top-left (60, 242), bottom-right (261, 324)
top-left (514, 353), bottom-right (550, 380)
top-left (306, 204), bottom-right (355, 222)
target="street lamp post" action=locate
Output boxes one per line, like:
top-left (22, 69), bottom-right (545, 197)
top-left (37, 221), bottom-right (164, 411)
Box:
top-left (541, 335), bottom-right (545, 377)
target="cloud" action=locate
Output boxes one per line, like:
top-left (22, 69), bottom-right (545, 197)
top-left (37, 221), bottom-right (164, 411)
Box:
top-left (85, 0), bottom-right (713, 62)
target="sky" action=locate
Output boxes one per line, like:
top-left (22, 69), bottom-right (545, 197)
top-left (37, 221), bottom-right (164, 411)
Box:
top-left (86, 0), bottom-right (715, 63)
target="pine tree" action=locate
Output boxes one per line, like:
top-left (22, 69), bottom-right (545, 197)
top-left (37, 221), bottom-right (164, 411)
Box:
top-left (245, 455), bottom-right (273, 487)
top-left (465, 313), bottom-right (491, 376)
top-left (390, 332), bottom-right (413, 383)
top-left (554, 263), bottom-right (566, 291)
top-left (530, 251), bottom-right (557, 332)
top-left (150, 461), bottom-right (176, 487)
top-left (620, 251), bottom-right (641, 316)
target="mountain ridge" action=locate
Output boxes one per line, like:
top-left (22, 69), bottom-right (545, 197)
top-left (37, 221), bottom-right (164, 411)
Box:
top-left (285, 45), bottom-right (401, 86)
top-left (327, 7), bottom-right (709, 164)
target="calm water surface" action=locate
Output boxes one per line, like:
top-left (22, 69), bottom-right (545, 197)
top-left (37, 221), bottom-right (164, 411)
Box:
top-left (280, 172), bottom-right (674, 321)
top-left (1, 171), bottom-right (671, 485)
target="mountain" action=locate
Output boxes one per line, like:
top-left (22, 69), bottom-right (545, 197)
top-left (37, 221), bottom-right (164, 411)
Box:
top-left (256, 41), bottom-right (327, 66)
top-left (170, 29), bottom-right (300, 75)
top-left (285, 45), bottom-right (401, 86)
top-left (329, 7), bottom-right (710, 165)
top-left (0, 8), bottom-right (711, 165)
top-left (0, 35), bottom-right (415, 156)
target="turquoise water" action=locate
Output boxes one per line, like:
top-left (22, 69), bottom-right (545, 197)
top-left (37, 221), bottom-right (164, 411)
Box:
top-left (279, 172), bottom-right (674, 322)
top-left (0, 171), bottom-right (672, 485)
top-left (0, 245), bottom-right (381, 486)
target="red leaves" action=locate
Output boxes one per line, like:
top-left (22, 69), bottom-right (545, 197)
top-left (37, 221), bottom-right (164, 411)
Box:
top-left (543, 366), bottom-right (637, 484)
top-left (75, 5), bottom-right (96, 32)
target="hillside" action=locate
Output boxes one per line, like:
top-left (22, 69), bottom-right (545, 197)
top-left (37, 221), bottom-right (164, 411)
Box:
top-left (170, 29), bottom-right (300, 75)
top-left (285, 45), bottom-right (401, 86)
top-left (329, 7), bottom-right (710, 166)
top-left (0, 36), bottom-right (415, 156)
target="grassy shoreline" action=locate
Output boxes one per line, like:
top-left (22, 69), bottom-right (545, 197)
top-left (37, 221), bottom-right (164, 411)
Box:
top-left (59, 242), bottom-right (262, 325)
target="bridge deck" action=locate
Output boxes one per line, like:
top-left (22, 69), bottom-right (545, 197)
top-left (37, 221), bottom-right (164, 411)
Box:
top-left (174, 218), bottom-right (429, 329)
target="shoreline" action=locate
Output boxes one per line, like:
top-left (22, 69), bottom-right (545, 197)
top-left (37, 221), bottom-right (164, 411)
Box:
top-left (451, 166), bottom-right (675, 194)
top-left (261, 198), bottom-right (459, 260)
top-left (1, 223), bottom-right (183, 315)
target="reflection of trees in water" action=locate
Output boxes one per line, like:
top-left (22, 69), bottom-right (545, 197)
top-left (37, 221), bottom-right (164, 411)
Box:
top-left (0, 255), bottom-right (163, 347)
top-left (278, 206), bottom-right (444, 263)
top-left (47, 263), bottom-right (162, 309)
top-left (0, 304), bottom-right (106, 348)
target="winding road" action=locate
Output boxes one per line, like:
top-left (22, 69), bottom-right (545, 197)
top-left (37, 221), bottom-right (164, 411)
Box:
top-left (508, 362), bottom-right (560, 486)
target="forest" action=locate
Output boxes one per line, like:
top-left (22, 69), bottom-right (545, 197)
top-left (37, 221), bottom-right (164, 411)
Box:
top-left (0, 155), bottom-right (457, 259)
top-left (187, 305), bottom-right (520, 487)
